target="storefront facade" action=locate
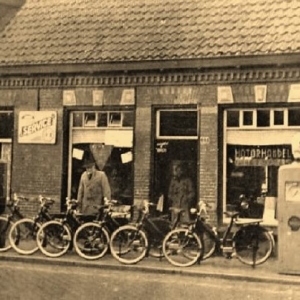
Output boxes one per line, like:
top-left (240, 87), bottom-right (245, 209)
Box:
top-left (0, 67), bottom-right (299, 227)
top-left (2, 0), bottom-right (300, 228)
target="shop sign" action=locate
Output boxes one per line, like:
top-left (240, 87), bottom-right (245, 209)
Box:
top-left (233, 145), bottom-right (292, 166)
top-left (156, 141), bottom-right (168, 153)
top-left (18, 111), bottom-right (57, 144)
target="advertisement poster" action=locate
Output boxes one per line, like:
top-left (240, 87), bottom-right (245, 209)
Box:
top-left (18, 111), bottom-right (57, 144)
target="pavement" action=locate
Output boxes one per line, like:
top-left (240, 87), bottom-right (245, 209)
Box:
top-left (1, 248), bottom-right (300, 286)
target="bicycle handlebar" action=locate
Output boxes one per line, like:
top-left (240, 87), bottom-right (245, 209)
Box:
top-left (38, 195), bottom-right (55, 207)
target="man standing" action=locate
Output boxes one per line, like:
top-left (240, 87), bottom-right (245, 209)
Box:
top-left (168, 160), bottom-right (195, 223)
top-left (77, 159), bottom-right (111, 215)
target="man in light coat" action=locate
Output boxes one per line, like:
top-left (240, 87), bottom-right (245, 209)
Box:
top-left (77, 160), bottom-right (111, 215)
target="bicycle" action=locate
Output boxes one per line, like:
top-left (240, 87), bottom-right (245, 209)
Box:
top-left (109, 200), bottom-right (183, 265)
top-left (162, 199), bottom-right (275, 267)
top-left (36, 198), bottom-right (90, 258)
top-left (0, 193), bottom-right (30, 252)
top-left (73, 200), bottom-right (130, 260)
top-left (8, 195), bottom-right (56, 255)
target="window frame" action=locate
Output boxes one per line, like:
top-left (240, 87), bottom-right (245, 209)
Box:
top-left (226, 108), bottom-right (300, 129)
top-left (156, 109), bottom-right (198, 140)
top-left (71, 110), bottom-right (134, 129)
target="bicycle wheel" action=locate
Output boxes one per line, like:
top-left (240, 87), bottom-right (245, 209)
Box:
top-left (145, 218), bottom-right (172, 258)
top-left (110, 225), bottom-right (148, 265)
top-left (73, 222), bottom-right (110, 260)
top-left (0, 216), bottom-right (14, 252)
top-left (200, 230), bottom-right (217, 260)
top-left (36, 220), bottom-right (72, 258)
top-left (234, 225), bottom-right (273, 266)
top-left (162, 228), bottom-right (202, 267)
top-left (9, 218), bottom-right (41, 255)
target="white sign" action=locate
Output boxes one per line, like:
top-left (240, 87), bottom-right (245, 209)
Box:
top-left (121, 89), bottom-right (135, 105)
top-left (288, 84), bottom-right (300, 102)
top-left (18, 111), bottom-right (57, 144)
top-left (93, 90), bottom-right (104, 106)
top-left (63, 90), bottom-right (76, 106)
top-left (254, 85), bottom-right (267, 103)
top-left (217, 86), bottom-right (233, 103)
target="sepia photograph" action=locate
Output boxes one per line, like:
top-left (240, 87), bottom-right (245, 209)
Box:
top-left (0, 0), bottom-right (300, 299)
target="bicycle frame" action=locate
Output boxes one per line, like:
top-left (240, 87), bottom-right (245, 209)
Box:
top-left (193, 203), bottom-right (271, 261)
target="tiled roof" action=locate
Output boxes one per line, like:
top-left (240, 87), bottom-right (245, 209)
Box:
top-left (0, 0), bottom-right (300, 66)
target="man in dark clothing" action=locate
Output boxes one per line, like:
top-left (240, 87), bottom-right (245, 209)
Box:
top-left (168, 161), bottom-right (195, 223)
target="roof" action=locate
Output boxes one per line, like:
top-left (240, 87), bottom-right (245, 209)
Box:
top-left (0, 0), bottom-right (300, 69)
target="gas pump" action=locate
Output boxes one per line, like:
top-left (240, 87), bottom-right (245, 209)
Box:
top-left (278, 133), bottom-right (300, 274)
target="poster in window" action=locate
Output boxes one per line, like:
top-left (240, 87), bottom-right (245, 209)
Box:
top-left (18, 111), bottom-right (57, 144)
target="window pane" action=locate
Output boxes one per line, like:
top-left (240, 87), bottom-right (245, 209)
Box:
top-left (274, 110), bottom-right (284, 125)
top-left (97, 113), bottom-right (107, 127)
top-left (73, 112), bottom-right (83, 127)
top-left (123, 111), bottom-right (134, 127)
top-left (288, 109), bottom-right (300, 126)
top-left (109, 112), bottom-right (122, 126)
top-left (257, 110), bottom-right (270, 127)
top-left (84, 113), bottom-right (96, 127)
top-left (227, 111), bottom-right (239, 127)
top-left (243, 111), bottom-right (253, 126)
top-left (0, 112), bottom-right (13, 138)
top-left (159, 111), bottom-right (197, 137)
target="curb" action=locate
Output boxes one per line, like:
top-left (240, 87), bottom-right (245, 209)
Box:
top-left (1, 253), bottom-right (300, 286)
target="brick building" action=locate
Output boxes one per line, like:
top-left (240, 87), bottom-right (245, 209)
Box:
top-left (0, 0), bottom-right (300, 227)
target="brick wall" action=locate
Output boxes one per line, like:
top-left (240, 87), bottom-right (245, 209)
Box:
top-left (134, 85), bottom-right (219, 224)
top-left (7, 88), bottom-right (64, 217)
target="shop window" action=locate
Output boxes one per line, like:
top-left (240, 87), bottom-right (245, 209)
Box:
top-left (242, 111), bottom-right (253, 126)
top-left (71, 145), bottom-right (133, 205)
top-left (157, 110), bottom-right (197, 138)
top-left (226, 144), bottom-right (291, 218)
top-left (288, 109), bottom-right (300, 126)
top-left (257, 110), bottom-right (270, 127)
top-left (227, 110), bottom-right (239, 127)
top-left (0, 112), bottom-right (13, 138)
top-left (70, 110), bottom-right (134, 205)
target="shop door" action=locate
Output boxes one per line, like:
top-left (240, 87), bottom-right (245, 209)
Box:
top-left (153, 109), bottom-right (198, 213)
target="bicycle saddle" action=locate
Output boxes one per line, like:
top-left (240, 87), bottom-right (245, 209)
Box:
top-left (169, 207), bottom-right (185, 215)
top-left (234, 218), bottom-right (263, 225)
top-left (223, 211), bottom-right (239, 218)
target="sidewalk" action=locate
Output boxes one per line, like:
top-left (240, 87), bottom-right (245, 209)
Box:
top-left (1, 249), bottom-right (300, 286)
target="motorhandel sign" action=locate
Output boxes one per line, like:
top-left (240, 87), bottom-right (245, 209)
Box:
top-left (18, 111), bottom-right (57, 144)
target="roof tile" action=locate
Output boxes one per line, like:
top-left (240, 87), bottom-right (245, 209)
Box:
top-left (1, 0), bottom-right (300, 66)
